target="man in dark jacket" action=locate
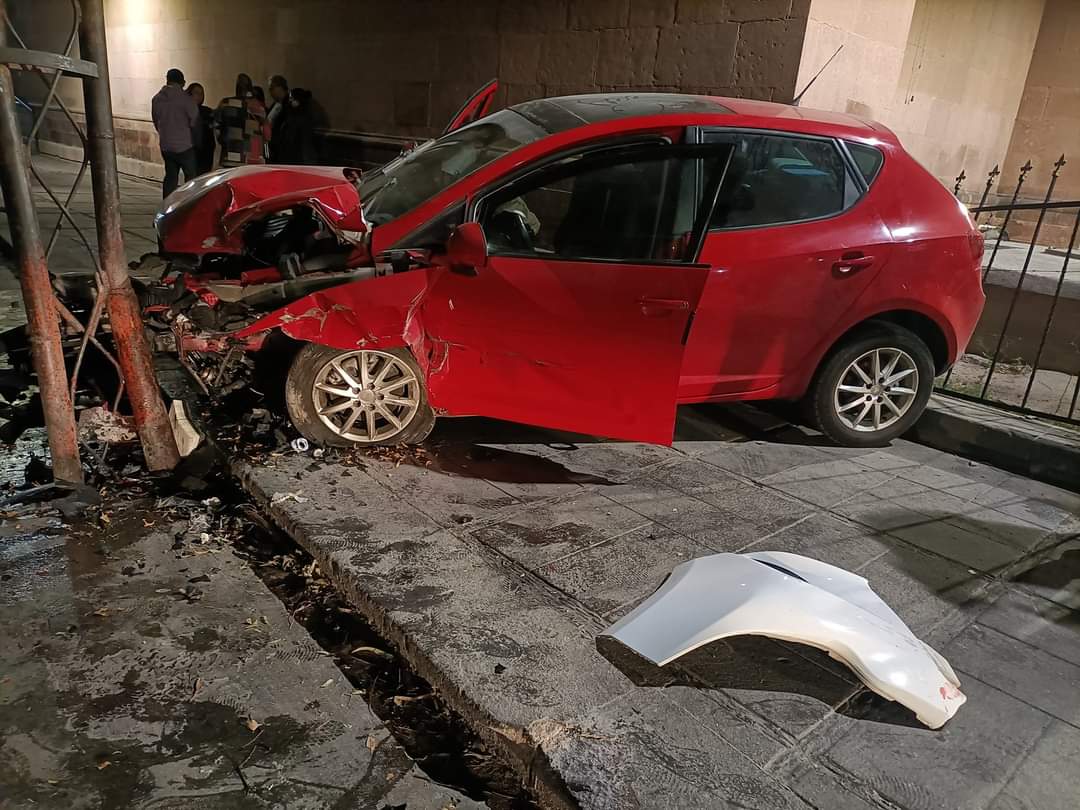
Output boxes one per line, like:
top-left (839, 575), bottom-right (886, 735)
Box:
top-left (267, 74), bottom-right (289, 162)
top-left (151, 68), bottom-right (199, 197)
top-left (276, 88), bottom-right (319, 165)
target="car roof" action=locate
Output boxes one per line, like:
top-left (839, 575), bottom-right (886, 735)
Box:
top-left (510, 92), bottom-right (885, 140)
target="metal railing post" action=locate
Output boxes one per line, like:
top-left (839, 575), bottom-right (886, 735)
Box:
top-left (980, 155), bottom-right (1067, 399)
top-left (0, 0), bottom-right (83, 483)
top-left (77, 0), bottom-right (178, 471)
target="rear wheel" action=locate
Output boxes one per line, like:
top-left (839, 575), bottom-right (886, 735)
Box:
top-left (806, 324), bottom-right (934, 447)
top-left (285, 344), bottom-right (435, 448)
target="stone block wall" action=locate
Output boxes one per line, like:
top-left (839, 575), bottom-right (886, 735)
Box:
top-left (795, 0), bottom-right (1046, 191)
top-left (12, 0), bottom-right (810, 179)
top-left (991, 0), bottom-right (1080, 249)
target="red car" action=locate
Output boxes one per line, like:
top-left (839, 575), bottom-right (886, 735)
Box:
top-left (152, 89), bottom-right (985, 448)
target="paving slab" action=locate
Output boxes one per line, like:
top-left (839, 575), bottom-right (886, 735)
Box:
top-left (236, 422), bottom-right (1080, 810)
top-left (989, 720), bottom-right (1080, 810)
top-left (820, 675), bottom-right (1054, 810)
top-left (0, 499), bottom-right (482, 810)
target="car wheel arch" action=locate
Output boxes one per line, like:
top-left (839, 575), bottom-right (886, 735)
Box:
top-left (810, 307), bottom-right (952, 384)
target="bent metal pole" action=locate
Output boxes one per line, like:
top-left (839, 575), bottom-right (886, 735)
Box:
top-left (78, 0), bottom-right (179, 471)
top-left (0, 5), bottom-right (83, 483)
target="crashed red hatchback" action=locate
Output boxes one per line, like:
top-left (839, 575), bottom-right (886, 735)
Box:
top-left (151, 90), bottom-right (985, 448)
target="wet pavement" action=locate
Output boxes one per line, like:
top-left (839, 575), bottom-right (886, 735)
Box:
top-left (0, 490), bottom-right (485, 809)
top-left (236, 407), bottom-right (1080, 810)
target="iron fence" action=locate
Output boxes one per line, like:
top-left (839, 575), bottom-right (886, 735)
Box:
top-left (943, 156), bottom-right (1080, 426)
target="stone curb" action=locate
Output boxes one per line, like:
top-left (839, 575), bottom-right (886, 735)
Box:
top-left (227, 459), bottom-right (581, 810)
top-left (907, 395), bottom-right (1080, 493)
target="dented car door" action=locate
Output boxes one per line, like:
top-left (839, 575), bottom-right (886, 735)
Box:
top-left (442, 79), bottom-right (499, 135)
top-left (417, 143), bottom-right (733, 444)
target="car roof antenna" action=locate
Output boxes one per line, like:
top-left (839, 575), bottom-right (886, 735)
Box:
top-left (791, 44), bottom-right (844, 107)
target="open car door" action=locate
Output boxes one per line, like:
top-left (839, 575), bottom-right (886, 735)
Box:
top-left (442, 79), bottom-right (499, 135)
top-left (420, 141), bottom-right (734, 445)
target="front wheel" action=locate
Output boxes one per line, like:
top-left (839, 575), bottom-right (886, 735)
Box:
top-left (806, 324), bottom-right (934, 447)
top-left (284, 344), bottom-right (435, 448)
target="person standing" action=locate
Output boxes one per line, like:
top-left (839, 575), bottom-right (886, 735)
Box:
top-left (215, 73), bottom-right (268, 167)
top-left (186, 83), bottom-right (216, 175)
top-left (151, 68), bottom-right (199, 197)
top-left (276, 88), bottom-right (318, 165)
top-left (267, 75), bottom-right (289, 162)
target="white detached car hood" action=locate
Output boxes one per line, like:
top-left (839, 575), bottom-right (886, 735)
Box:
top-left (600, 551), bottom-right (966, 729)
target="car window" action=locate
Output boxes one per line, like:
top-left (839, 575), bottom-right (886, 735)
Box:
top-left (704, 132), bottom-right (853, 229)
top-left (847, 142), bottom-right (884, 185)
top-left (479, 149), bottom-right (722, 263)
top-left (357, 109), bottom-right (546, 225)
top-left (393, 200), bottom-right (465, 251)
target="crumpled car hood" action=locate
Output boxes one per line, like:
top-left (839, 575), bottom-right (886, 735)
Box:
top-left (155, 165), bottom-right (366, 255)
top-left (600, 551), bottom-right (966, 729)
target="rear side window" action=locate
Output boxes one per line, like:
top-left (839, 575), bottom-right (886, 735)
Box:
top-left (704, 132), bottom-right (855, 229)
top-left (848, 143), bottom-right (884, 185)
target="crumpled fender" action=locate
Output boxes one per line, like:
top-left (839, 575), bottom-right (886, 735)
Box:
top-left (221, 185), bottom-right (367, 240)
top-left (232, 271), bottom-right (432, 362)
top-left (157, 165), bottom-right (367, 255)
top-left (600, 551), bottom-right (966, 729)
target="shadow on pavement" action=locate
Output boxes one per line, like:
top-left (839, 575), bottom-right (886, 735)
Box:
top-left (419, 441), bottom-right (616, 486)
top-left (596, 634), bottom-right (925, 729)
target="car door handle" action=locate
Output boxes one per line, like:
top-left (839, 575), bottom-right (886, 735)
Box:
top-left (638, 297), bottom-right (690, 316)
top-left (833, 253), bottom-right (875, 274)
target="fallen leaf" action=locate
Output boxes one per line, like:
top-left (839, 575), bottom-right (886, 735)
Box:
top-left (320, 678), bottom-right (334, 689)
top-left (97, 760), bottom-right (111, 770)
top-left (99, 512), bottom-right (111, 524)
top-left (392, 692), bottom-right (433, 707)
top-left (245, 717), bottom-right (262, 732)
top-left (350, 646), bottom-right (392, 659)
top-left (92, 607), bottom-right (109, 617)
top-left (192, 678), bottom-right (205, 698)
top-left (366, 734), bottom-right (379, 752)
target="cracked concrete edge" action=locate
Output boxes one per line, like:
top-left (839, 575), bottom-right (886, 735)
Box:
top-left (229, 459), bottom-right (581, 810)
top-left (906, 397), bottom-right (1080, 494)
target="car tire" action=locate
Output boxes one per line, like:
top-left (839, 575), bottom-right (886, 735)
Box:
top-left (806, 323), bottom-right (934, 448)
top-left (284, 343), bottom-right (436, 448)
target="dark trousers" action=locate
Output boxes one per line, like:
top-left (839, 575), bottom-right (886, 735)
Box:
top-left (161, 148), bottom-right (198, 198)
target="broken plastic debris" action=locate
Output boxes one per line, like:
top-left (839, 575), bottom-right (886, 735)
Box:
top-left (77, 406), bottom-right (137, 445)
top-left (168, 400), bottom-right (203, 457)
top-left (600, 551), bottom-right (967, 729)
top-left (270, 491), bottom-right (309, 505)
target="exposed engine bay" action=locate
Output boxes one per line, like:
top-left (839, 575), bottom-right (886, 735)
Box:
top-left (137, 202), bottom-right (419, 399)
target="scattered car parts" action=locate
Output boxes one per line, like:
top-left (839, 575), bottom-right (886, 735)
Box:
top-left (600, 551), bottom-right (966, 729)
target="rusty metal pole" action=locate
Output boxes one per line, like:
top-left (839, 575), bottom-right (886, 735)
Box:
top-left (0, 6), bottom-right (83, 484)
top-left (77, 0), bottom-right (179, 471)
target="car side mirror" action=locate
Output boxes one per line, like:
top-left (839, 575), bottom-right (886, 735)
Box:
top-left (445, 222), bottom-right (488, 274)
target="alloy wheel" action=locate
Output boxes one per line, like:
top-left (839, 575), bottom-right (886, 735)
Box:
top-left (311, 350), bottom-right (420, 443)
top-left (833, 347), bottom-right (919, 433)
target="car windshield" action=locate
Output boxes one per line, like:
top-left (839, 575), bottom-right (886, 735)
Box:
top-left (358, 109), bottom-right (548, 225)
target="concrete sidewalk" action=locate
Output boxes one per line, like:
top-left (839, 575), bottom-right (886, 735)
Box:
top-left (236, 412), bottom-right (1080, 810)
top-left (0, 471), bottom-right (482, 809)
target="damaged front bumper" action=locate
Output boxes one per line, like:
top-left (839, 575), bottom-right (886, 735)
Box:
top-left (600, 551), bottom-right (966, 729)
